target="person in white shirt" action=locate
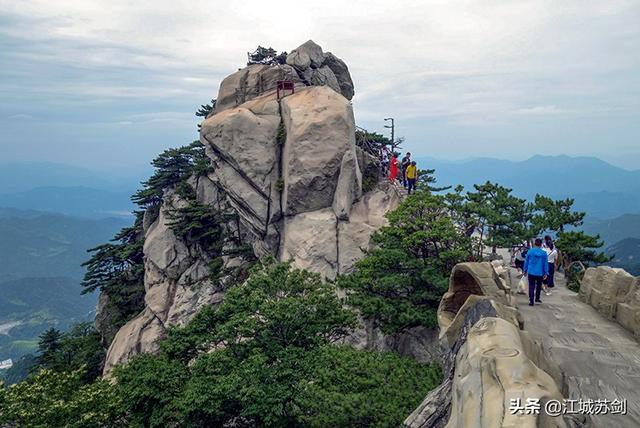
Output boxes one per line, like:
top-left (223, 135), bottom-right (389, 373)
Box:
top-left (543, 238), bottom-right (558, 294)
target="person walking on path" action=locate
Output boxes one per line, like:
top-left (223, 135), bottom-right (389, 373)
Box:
top-left (514, 245), bottom-right (527, 272)
top-left (543, 240), bottom-right (558, 295)
top-left (401, 152), bottom-right (411, 187)
top-left (523, 238), bottom-right (549, 306)
top-left (406, 161), bottom-right (418, 194)
top-left (388, 153), bottom-right (399, 182)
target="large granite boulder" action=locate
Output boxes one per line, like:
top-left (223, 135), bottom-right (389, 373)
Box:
top-left (201, 95), bottom-right (281, 238)
top-left (286, 40), bottom-right (324, 70)
top-left (281, 86), bottom-right (358, 216)
top-left (214, 64), bottom-right (303, 114)
top-left (323, 52), bottom-right (355, 100)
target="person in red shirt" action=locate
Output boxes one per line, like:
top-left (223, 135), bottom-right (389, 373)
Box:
top-left (388, 154), bottom-right (399, 182)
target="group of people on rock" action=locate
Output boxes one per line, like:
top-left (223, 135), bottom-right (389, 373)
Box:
top-left (381, 150), bottom-right (419, 194)
top-left (514, 235), bottom-right (559, 306)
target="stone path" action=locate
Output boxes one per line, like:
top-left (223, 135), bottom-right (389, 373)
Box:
top-left (512, 270), bottom-right (640, 427)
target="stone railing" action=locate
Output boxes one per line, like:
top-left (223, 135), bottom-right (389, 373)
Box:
top-left (405, 261), bottom-right (573, 428)
top-left (579, 266), bottom-right (640, 338)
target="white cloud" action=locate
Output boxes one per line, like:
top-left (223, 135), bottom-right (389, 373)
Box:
top-left (0, 0), bottom-right (638, 166)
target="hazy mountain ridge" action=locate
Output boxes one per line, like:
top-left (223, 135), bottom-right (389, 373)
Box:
top-left (417, 155), bottom-right (640, 219)
top-left (606, 238), bottom-right (640, 276)
top-left (583, 214), bottom-right (640, 246)
top-left (0, 186), bottom-right (136, 218)
top-left (0, 212), bottom-right (130, 280)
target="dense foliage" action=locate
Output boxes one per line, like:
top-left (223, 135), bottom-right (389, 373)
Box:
top-left (2, 261), bottom-right (441, 427)
top-left (132, 141), bottom-right (212, 209)
top-left (35, 323), bottom-right (105, 383)
top-left (0, 368), bottom-right (123, 427)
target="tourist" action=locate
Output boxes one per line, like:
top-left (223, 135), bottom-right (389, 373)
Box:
top-left (388, 153), bottom-right (399, 182)
top-left (380, 150), bottom-right (389, 175)
top-left (514, 245), bottom-right (526, 272)
top-left (406, 161), bottom-right (418, 194)
top-left (523, 238), bottom-right (549, 306)
top-left (543, 240), bottom-right (558, 295)
top-left (401, 152), bottom-right (412, 187)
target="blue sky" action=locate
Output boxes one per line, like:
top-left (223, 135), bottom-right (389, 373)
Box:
top-left (1, 0), bottom-right (639, 172)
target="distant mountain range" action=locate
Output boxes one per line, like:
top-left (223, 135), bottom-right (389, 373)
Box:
top-left (0, 161), bottom-right (146, 194)
top-left (417, 155), bottom-right (640, 219)
top-left (583, 214), bottom-right (640, 246)
top-left (0, 186), bottom-right (136, 218)
top-left (0, 161), bottom-right (142, 218)
top-left (0, 212), bottom-right (130, 360)
top-left (606, 238), bottom-right (640, 276)
top-left (0, 212), bottom-right (130, 281)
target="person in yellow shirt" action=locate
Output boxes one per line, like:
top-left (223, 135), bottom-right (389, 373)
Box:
top-left (406, 161), bottom-right (418, 194)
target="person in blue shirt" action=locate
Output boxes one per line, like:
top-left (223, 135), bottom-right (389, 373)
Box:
top-left (523, 238), bottom-right (549, 306)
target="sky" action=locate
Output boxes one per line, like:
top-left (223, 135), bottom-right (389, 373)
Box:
top-left (1, 0), bottom-right (639, 173)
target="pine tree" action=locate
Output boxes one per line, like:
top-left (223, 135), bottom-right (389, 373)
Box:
top-left (37, 328), bottom-right (62, 370)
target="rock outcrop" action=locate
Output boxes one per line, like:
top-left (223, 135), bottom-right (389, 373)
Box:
top-left (579, 266), bottom-right (640, 337)
top-left (103, 41), bottom-right (398, 374)
top-left (405, 261), bottom-right (568, 428)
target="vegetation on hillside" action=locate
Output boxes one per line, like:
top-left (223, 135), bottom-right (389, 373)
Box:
top-left (1, 261), bottom-right (441, 427)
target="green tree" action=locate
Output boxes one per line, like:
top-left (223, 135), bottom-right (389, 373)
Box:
top-left (555, 231), bottom-right (611, 270)
top-left (81, 211), bottom-right (146, 334)
top-left (0, 368), bottom-right (124, 427)
top-left (338, 191), bottom-right (472, 334)
top-left (37, 328), bottom-right (62, 370)
top-left (33, 323), bottom-right (105, 384)
top-left (531, 195), bottom-right (585, 234)
top-left (195, 99), bottom-right (216, 118)
top-left (466, 181), bottom-right (528, 255)
top-left (132, 141), bottom-right (212, 208)
top-left (416, 168), bottom-right (451, 193)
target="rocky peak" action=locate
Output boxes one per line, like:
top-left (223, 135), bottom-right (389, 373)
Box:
top-left (214, 40), bottom-right (354, 115)
top-left (102, 41), bottom-right (397, 374)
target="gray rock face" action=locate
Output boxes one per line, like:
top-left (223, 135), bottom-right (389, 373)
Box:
top-left (333, 149), bottom-right (363, 221)
top-left (103, 178), bottom-right (243, 375)
top-left (214, 64), bottom-right (302, 114)
top-left (323, 52), bottom-right (355, 100)
top-left (286, 40), bottom-right (324, 70)
top-left (579, 265), bottom-right (640, 336)
top-left (281, 86), bottom-right (357, 216)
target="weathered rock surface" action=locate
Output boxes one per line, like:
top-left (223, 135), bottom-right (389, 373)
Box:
top-left (579, 265), bottom-right (640, 337)
top-left (405, 261), bottom-right (567, 428)
top-left (287, 40), bottom-right (325, 70)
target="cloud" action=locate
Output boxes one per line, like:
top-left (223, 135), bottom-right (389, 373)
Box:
top-left (0, 0), bottom-right (638, 168)
top-left (511, 105), bottom-right (567, 116)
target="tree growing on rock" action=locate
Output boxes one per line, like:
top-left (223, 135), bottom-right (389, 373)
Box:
top-left (338, 191), bottom-right (473, 334)
top-left (465, 181), bottom-right (529, 256)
